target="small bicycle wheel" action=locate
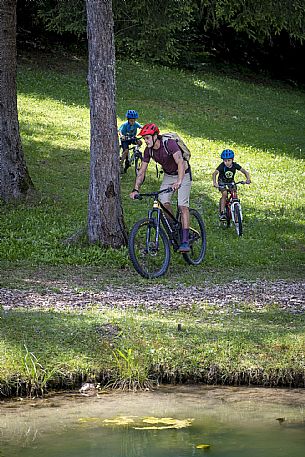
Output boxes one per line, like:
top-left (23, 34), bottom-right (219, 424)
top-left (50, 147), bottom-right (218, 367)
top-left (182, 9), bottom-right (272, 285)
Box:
top-left (128, 218), bottom-right (171, 278)
top-left (232, 205), bottom-right (243, 236)
top-left (134, 155), bottom-right (142, 176)
top-left (182, 208), bottom-right (206, 265)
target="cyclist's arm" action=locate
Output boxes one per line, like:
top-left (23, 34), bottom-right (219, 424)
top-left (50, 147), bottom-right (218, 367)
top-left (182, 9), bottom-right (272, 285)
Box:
top-left (129, 161), bottom-right (149, 199)
top-left (118, 123), bottom-right (126, 139)
top-left (240, 167), bottom-right (251, 184)
top-left (212, 169), bottom-right (219, 187)
top-left (172, 150), bottom-right (185, 191)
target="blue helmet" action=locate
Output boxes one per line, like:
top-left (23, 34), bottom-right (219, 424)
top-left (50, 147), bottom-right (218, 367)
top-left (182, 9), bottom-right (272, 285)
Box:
top-left (126, 109), bottom-right (139, 119)
top-left (221, 149), bottom-right (234, 159)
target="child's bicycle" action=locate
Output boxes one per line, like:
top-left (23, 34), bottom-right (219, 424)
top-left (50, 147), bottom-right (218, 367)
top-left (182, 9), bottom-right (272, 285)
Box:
top-left (127, 143), bottom-right (143, 176)
top-left (128, 188), bottom-right (206, 278)
top-left (220, 181), bottom-right (249, 236)
top-left (120, 137), bottom-right (143, 176)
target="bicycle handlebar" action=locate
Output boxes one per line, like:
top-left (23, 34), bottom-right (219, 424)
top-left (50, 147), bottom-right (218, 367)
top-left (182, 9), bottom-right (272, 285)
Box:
top-left (220, 181), bottom-right (249, 188)
top-left (122, 135), bottom-right (139, 140)
top-left (134, 187), bottom-right (173, 200)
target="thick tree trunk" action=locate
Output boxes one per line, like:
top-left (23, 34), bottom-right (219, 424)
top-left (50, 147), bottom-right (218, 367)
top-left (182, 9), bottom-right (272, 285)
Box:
top-left (0, 0), bottom-right (34, 202)
top-left (86, 0), bottom-right (127, 247)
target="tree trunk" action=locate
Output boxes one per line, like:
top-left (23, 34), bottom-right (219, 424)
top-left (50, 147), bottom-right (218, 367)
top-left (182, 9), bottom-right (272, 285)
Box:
top-left (0, 0), bottom-right (34, 202)
top-left (86, 0), bottom-right (127, 248)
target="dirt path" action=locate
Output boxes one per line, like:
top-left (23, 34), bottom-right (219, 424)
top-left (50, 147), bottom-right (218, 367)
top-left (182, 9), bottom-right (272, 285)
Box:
top-left (0, 279), bottom-right (304, 313)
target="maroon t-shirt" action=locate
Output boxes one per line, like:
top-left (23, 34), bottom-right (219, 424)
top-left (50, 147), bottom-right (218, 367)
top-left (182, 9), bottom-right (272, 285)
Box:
top-left (143, 138), bottom-right (180, 174)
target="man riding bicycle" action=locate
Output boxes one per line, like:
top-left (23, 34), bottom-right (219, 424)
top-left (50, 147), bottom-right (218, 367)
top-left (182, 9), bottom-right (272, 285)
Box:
top-left (129, 123), bottom-right (192, 252)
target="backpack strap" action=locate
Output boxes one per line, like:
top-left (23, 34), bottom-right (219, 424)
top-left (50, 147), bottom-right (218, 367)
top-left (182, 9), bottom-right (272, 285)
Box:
top-left (162, 138), bottom-right (170, 154)
top-left (148, 147), bottom-right (161, 178)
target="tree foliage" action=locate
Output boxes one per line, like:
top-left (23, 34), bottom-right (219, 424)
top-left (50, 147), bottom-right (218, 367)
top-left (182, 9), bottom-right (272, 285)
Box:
top-left (210, 0), bottom-right (305, 42)
top-left (18, 0), bottom-right (305, 59)
top-left (113, 0), bottom-right (194, 63)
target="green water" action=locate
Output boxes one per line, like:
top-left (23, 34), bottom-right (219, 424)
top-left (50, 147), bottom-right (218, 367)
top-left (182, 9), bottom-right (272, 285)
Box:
top-left (0, 386), bottom-right (304, 457)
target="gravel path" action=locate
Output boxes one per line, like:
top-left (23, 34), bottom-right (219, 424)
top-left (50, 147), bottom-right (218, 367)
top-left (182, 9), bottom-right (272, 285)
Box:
top-left (0, 279), bottom-right (304, 313)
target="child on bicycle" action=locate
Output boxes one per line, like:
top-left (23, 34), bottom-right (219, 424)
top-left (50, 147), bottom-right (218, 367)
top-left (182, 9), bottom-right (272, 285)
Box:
top-left (118, 110), bottom-right (142, 172)
top-left (212, 149), bottom-right (251, 220)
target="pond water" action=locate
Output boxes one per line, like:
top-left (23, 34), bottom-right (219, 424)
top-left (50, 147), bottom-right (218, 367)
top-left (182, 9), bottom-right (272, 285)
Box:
top-left (0, 385), bottom-right (304, 457)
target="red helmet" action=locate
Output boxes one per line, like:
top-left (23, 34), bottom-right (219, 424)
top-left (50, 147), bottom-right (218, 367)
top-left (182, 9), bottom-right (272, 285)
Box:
top-left (139, 123), bottom-right (160, 137)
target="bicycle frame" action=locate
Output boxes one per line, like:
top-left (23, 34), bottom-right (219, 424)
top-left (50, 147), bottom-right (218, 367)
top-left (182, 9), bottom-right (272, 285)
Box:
top-left (220, 181), bottom-right (248, 236)
top-left (225, 184), bottom-right (242, 222)
top-left (129, 187), bottom-right (206, 277)
top-left (146, 196), bottom-right (181, 252)
top-left (129, 144), bottom-right (142, 164)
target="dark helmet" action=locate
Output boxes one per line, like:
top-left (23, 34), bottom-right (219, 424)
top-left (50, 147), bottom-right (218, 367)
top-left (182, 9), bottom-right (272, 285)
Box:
top-left (221, 149), bottom-right (234, 159)
top-left (139, 123), bottom-right (160, 136)
top-left (126, 109), bottom-right (139, 119)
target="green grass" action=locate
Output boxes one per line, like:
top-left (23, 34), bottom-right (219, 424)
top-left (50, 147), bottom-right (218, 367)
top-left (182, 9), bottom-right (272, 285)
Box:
top-left (0, 52), bottom-right (304, 394)
top-left (1, 303), bottom-right (304, 395)
top-left (0, 55), bottom-right (304, 282)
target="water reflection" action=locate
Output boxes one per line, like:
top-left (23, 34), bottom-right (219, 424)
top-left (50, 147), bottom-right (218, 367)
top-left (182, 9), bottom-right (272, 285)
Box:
top-left (0, 386), bottom-right (304, 457)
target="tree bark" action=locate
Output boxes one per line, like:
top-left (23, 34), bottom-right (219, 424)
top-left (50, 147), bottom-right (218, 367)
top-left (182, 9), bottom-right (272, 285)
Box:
top-left (0, 0), bottom-right (34, 202)
top-left (86, 0), bottom-right (127, 247)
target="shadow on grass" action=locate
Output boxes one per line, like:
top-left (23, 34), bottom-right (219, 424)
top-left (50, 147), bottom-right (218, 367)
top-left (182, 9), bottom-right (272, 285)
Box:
top-left (18, 57), bottom-right (305, 160)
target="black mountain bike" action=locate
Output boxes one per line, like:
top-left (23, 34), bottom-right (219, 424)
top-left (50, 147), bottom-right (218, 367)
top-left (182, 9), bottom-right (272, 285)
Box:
top-left (128, 188), bottom-right (206, 278)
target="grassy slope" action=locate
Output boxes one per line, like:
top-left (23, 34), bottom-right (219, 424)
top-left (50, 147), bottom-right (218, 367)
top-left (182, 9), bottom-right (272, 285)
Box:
top-left (0, 55), bottom-right (304, 280)
top-left (0, 54), bottom-right (304, 394)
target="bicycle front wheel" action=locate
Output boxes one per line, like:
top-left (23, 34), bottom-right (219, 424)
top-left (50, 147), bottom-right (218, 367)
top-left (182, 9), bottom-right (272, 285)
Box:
top-left (182, 209), bottom-right (206, 265)
top-left (232, 204), bottom-right (243, 236)
top-left (128, 218), bottom-right (171, 278)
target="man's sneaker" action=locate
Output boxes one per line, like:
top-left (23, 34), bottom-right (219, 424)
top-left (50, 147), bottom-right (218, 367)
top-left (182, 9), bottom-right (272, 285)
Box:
top-left (178, 242), bottom-right (190, 253)
top-left (219, 212), bottom-right (226, 221)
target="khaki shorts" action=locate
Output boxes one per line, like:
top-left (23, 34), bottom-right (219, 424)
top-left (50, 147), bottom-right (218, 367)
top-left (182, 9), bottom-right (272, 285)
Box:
top-left (159, 172), bottom-right (192, 207)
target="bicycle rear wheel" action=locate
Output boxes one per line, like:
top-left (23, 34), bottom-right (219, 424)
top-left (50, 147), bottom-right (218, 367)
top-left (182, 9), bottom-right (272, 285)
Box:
top-left (128, 218), bottom-right (171, 278)
top-left (232, 204), bottom-right (243, 236)
top-left (182, 209), bottom-right (206, 265)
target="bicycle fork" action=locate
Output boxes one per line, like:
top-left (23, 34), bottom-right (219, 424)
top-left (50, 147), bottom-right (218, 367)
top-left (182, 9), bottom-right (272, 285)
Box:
top-left (146, 206), bottom-right (162, 252)
top-left (231, 201), bottom-right (242, 221)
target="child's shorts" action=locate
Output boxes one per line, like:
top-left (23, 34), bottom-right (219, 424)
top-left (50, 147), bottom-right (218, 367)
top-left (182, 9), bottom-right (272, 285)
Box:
top-left (218, 181), bottom-right (235, 191)
top-left (121, 138), bottom-right (137, 151)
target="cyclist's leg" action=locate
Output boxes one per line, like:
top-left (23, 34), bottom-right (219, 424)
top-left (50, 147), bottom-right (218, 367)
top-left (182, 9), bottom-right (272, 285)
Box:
top-left (159, 174), bottom-right (175, 221)
top-left (120, 140), bottom-right (129, 161)
top-left (177, 172), bottom-right (191, 226)
top-left (120, 140), bottom-right (129, 156)
top-left (219, 185), bottom-right (227, 218)
top-left (121, 140), bottom-right (131, 172)
top-left (177, 173), bottom-right (191, 251)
